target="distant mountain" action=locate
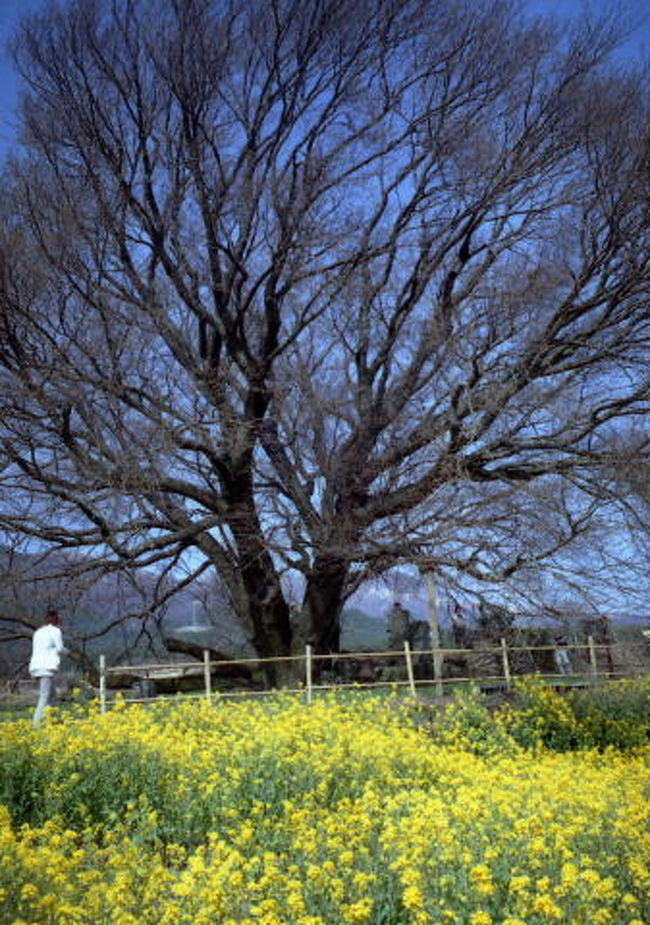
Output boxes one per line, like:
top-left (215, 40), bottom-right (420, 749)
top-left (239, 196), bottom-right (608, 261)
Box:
top-left (0, 547), bottom-right (246, 672)
top-left (340, 607), bottom-right (389, 650)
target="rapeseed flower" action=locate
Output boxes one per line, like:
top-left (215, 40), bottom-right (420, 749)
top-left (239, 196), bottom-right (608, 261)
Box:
top-left (0, 692), bottom-right (647, 923)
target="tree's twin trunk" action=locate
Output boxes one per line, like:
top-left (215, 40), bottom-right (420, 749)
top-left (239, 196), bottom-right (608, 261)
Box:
top-left (221, 464), bottom-right (352, 683)
top-left (231, 542), bottom-right (349, 684)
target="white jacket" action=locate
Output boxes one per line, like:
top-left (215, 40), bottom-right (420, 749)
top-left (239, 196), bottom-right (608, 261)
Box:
top-left (29, 624), bottom-right (65, 677)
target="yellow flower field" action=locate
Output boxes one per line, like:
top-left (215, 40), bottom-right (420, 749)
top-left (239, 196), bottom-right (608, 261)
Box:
top-left (0, 693), bottom-right (648, 924)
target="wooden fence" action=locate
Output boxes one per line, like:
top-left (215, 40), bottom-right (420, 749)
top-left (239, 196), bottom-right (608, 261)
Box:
top-left (97, 637), bottom-right (641, 713)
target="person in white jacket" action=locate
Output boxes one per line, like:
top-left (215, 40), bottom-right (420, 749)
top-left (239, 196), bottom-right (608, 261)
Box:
top-left (29, 609), bottom-right (67, 725)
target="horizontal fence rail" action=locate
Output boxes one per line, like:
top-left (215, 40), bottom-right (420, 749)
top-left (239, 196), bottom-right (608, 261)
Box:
top-left (95, 637), bottom-right (647, 712)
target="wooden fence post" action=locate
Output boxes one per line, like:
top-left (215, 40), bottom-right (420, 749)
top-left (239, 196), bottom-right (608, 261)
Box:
top-left (404, 641), bottom-right (416, 697)
top-left (423, 570), bottom-right (444, 697)
top-left (433, 646), bottom-right (444, 698)
top-left (500, 638), bottom-right (511, 689)
top-left (306, 644), bottom-right (313, 705)
top-left (99, 654), bottom-right (106, 714)
top-left (203, 649), bottom-right (212, 701)
top-left (588, 635), bottom-right (598, 680)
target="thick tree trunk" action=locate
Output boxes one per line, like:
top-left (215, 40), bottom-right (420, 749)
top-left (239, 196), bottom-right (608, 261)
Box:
top-left (303, 554), bottom-right (348, 654)
top-left (224, 472), bottom-right (293, 685)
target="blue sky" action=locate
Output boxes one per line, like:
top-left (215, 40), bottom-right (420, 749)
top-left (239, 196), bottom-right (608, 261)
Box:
top-left (1, 0), bottom-right (648, 157)
top-left (0, 0), bottom-right (42, 153)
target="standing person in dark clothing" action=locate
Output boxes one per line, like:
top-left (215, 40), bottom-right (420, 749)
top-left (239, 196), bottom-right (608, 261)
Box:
top-left (451, 600), bottom-right (471, 649)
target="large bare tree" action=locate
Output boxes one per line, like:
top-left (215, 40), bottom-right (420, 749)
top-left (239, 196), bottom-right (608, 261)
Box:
top-left (0, 0), bottom-right (648, 670)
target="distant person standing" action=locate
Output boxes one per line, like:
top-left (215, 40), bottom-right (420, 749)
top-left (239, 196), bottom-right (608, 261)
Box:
top-left (553, 634), bottom-right (572, 676)
top-left (29, 609), bottom-right (67, 725)
top-left (387, 601), bottom-right (412, 650)
top-left (451, 600), bottom-right (471, 649)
